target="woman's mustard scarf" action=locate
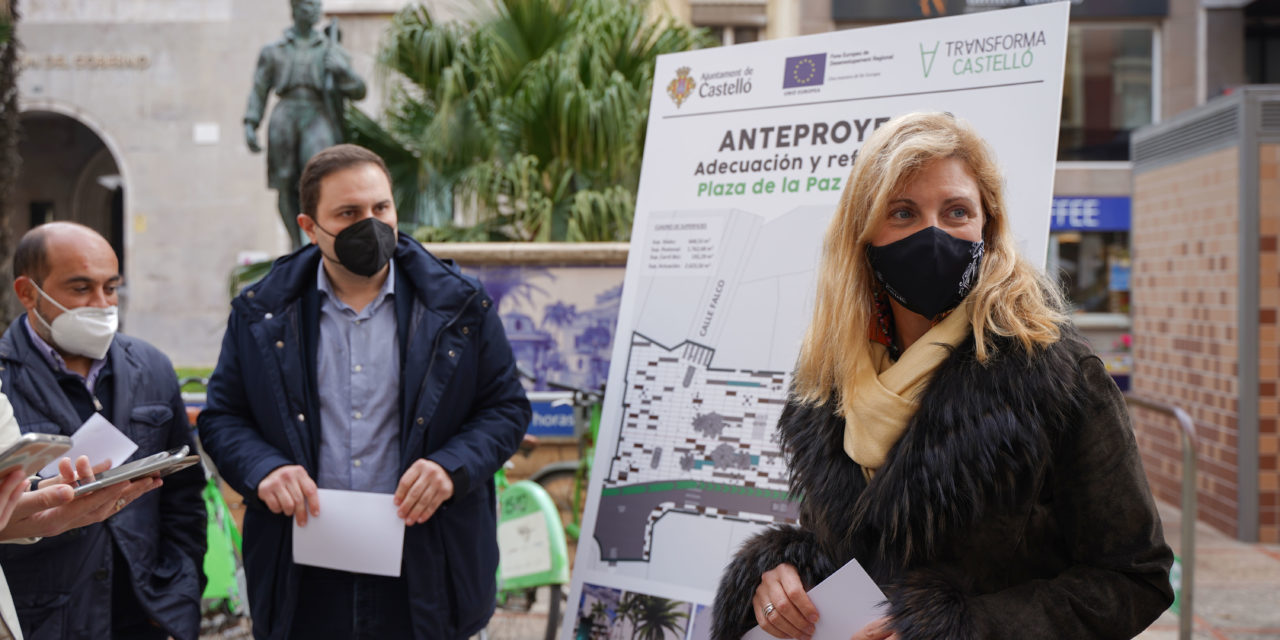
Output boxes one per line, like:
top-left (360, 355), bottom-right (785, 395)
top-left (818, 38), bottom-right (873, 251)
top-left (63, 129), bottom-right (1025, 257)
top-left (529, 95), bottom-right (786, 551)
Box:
top-left (843, 301), bottom-right (973, 477)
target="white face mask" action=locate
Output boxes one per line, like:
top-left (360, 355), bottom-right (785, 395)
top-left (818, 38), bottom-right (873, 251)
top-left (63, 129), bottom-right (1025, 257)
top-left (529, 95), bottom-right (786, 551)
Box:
top-left (30, 283), bottom-right (118, 360)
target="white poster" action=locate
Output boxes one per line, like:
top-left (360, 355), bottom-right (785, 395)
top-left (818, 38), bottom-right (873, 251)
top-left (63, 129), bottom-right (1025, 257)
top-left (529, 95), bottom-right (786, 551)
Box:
top-left (564, 5), bottom-right (1069, 637)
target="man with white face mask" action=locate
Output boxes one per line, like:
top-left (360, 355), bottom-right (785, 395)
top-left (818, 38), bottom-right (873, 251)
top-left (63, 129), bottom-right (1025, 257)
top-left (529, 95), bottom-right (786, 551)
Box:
top-left (0, 223), bottom-right (206, 640)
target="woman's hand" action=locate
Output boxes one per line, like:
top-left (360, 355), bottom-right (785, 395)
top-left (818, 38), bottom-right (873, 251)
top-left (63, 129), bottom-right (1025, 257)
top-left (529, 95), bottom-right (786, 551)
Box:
top-left (754, 563), bottom-right (819, 640)
top-left (0, 469), bottom-right (28, 531)
top-left (851, 617), bottom-right (898, 640)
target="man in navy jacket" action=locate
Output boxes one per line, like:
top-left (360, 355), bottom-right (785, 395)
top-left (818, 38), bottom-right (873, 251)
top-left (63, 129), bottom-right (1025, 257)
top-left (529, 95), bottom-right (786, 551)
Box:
top-left (0, 223), bottom-right (206, 640)
top-left (199, 144), bottom-right (530, 639)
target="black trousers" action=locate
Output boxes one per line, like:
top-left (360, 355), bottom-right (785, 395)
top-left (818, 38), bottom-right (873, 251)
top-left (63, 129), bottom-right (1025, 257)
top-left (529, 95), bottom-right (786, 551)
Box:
top-left (290, 566), bottom-right (414, 640)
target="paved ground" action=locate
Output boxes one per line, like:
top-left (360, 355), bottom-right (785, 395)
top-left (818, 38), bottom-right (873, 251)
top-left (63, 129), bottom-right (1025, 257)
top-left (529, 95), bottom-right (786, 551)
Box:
top-left (1137, 501), bottom-right (1280, 640)
top-left (199, 612), bottom-right (252, 639)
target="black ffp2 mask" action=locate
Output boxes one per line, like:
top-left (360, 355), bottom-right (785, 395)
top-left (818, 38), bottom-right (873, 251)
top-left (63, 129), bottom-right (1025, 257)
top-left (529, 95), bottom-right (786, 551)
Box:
top-left (866, 226), bottom-right (984, 319)
top-left (316, 217), bottom-right (398, 277)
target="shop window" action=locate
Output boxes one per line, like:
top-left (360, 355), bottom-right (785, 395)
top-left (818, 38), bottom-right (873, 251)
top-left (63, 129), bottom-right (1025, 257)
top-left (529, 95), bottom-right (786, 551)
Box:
top-left (1059, 26), bottom-right (1154, 161)
top-left (1049, 231), bottom-right (1130, 314)
top-left (1050, 229), bottom-right (1132, 389)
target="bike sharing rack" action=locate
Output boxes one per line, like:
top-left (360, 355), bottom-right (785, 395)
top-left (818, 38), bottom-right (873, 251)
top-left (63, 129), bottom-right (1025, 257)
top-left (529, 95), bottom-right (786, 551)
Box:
top-left (1124, 393), bottom-right (1199, 640)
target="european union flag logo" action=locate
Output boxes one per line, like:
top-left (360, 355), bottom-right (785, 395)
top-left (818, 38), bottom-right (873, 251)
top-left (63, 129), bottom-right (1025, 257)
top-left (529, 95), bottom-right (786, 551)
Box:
top-left (783, 53), bottom-right (827, 89)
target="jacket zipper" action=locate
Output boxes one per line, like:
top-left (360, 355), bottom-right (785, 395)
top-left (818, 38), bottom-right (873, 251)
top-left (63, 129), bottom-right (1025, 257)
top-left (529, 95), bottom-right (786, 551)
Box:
top-left (288, 306), bottom-right (314, 469)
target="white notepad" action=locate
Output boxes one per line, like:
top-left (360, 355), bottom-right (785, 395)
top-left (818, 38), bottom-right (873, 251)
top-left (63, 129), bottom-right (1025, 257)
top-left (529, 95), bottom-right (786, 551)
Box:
top-left (292, 488), bottom-right (406, 577)
top-left (742, 558), bottom-right (887, 640)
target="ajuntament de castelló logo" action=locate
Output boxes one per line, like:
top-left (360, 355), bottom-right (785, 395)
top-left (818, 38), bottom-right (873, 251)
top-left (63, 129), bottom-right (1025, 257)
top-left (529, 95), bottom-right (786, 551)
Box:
top-left (668, 66), bottom-right (695, 108)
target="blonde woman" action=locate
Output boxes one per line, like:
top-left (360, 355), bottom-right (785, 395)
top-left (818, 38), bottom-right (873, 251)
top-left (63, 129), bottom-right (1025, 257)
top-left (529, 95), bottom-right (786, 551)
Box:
top-left (711, 112), bottom-right (1173, 640)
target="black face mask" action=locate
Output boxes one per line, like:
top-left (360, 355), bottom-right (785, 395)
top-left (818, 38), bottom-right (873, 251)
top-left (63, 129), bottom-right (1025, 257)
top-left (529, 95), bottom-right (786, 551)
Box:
top-left (866, 226), bottom-right (984, 319)
top-left (315, 217), bottom-right (398, 277)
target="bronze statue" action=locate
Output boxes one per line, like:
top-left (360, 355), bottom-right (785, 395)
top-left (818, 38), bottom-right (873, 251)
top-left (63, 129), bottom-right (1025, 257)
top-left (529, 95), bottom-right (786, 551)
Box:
top-left (244, 0), bottom-right (367, 250)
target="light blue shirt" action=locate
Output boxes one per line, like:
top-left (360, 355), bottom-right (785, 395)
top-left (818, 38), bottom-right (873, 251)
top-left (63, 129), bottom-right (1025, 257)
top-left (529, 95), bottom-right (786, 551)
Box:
top-left (315, 260), bottom-right (401, 493)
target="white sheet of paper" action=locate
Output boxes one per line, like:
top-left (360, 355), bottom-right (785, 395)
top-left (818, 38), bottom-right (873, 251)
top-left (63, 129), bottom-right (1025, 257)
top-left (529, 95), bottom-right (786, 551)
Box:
top-left (292, 489), bottom-right (406, 577)
top-left (39, 413), bottom-right (138, 477)
top-left (742, 558), bottom-right (888, 640)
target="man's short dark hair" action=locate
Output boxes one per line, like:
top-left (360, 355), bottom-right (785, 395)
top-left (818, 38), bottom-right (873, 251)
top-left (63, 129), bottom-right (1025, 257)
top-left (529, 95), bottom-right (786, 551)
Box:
top-left (13, 226), bottom-right (51, 284)
top-left (298, 144), bottom-right (392, 218)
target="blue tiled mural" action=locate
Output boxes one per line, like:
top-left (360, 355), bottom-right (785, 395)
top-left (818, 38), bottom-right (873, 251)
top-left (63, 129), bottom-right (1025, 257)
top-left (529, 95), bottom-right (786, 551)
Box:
top-left (466, 265), bottom-right (624, 395)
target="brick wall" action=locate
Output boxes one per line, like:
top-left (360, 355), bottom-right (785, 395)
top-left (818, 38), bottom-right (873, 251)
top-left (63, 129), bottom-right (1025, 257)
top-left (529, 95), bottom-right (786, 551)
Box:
top-left (1131, 147), bottom-right (1242, 538)
top-left (1259, 143), bottom-right (1280, 542)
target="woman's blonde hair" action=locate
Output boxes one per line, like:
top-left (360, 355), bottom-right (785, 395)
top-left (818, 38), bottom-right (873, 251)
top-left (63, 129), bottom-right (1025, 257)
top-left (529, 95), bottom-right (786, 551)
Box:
top-left (792, 111), bottom-right (1066, 410)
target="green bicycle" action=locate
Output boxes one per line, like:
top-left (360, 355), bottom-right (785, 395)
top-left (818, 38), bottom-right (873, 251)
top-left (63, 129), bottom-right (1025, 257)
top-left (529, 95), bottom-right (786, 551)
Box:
top-left (483, 437), bottom-right (572, 640)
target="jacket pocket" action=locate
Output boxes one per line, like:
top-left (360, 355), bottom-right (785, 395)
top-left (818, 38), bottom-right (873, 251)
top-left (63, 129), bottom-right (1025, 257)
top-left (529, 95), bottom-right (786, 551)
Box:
top-left (129, 403), bottom-right (174, 452)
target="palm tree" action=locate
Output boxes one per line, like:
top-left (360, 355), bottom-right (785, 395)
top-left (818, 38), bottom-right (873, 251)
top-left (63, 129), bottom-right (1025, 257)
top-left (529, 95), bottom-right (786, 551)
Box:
top-left (542, 301), bottom-right (577, 328)
top-left (349, 0), bottom-right (710, 242)
top-left (612, 593), bottom-right (639, 640)
top-left (586, 600), bottom-right (609, 639)
top-left (0, 0), bottom-right (20, 323)
top-left (623, 594), bottom-right (688, 640)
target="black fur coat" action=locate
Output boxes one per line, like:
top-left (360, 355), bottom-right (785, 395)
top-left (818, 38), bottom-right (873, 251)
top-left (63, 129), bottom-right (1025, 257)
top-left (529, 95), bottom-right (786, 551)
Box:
top-left (711, 329), bottom-right (1174, 640)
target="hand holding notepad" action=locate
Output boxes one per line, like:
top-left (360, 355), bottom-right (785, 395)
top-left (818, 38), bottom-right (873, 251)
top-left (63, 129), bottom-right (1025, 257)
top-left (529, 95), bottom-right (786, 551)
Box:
top-left (743, 558), bottom-right (888, 640)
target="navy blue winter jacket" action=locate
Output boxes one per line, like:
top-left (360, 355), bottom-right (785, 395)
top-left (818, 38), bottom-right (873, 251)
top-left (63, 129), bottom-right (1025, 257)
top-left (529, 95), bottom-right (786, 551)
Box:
top-left (198, 235), bottom-right (530, 639)
top-left (0, 318), bottom-right (207, 640)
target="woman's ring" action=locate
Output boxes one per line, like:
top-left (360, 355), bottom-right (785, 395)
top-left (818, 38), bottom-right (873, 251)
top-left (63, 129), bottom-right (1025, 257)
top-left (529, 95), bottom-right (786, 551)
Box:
top-left (115, 498), bottom-right (126, 512)
top-left (763, 602), bottom-right (775, 618)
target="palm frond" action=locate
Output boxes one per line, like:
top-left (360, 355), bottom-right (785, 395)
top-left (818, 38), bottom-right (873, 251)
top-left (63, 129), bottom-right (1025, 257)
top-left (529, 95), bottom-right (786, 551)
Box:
top-left (362, 0), bottom-right (708, 242)
top-left (566, 186), bottom-right (635, 242)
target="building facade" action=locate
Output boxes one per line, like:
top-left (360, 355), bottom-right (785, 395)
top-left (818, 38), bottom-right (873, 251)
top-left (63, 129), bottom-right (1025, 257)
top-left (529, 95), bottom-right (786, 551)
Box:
top-left (12, 0), bottom-right (463, 365)
top-left (17, 1), bottom-right (291, 365)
